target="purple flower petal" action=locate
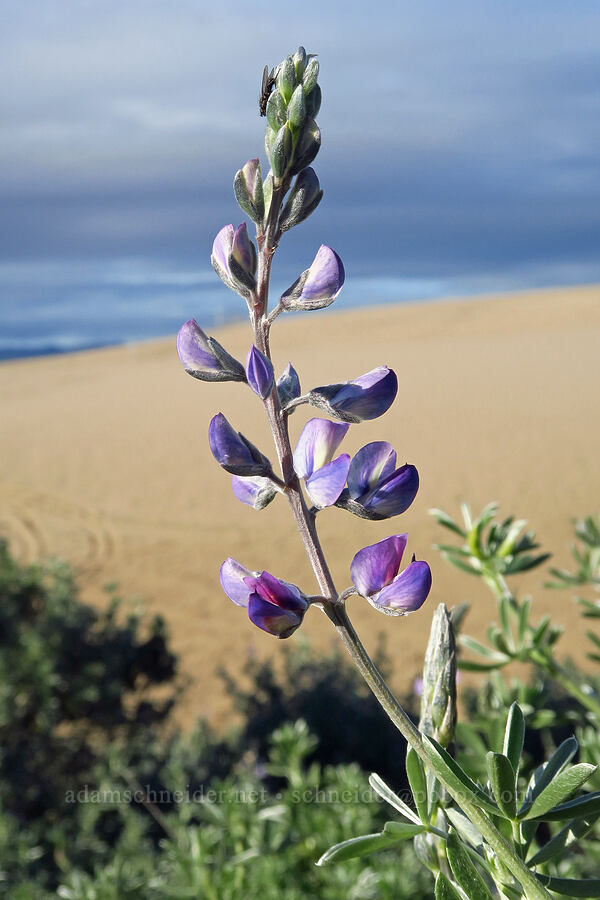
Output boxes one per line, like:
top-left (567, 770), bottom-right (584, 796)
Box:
top-left (329, 367), bottom-right (398, 422)
top-left (363, 464), bottom-right (419, 517)
top-left (299, 245), bottom-right (345, 303)
top-left (220, 557), bottom-right (253, 607)
top-left (347, 442), bottom-right (397, 499)
top-left (208, 413), bottom-right (270, 476)
top-left (293, 418), bottom-right (349, 479)
top-left (246, 345), bottom-right (274, 399)
top-left (231, 223), bottom-right (256, 274)
top-left (305, 453), bottom-right (351, 508)
top-left (247, 593), bottom-right (305, 638)
top-left (350, 534), bottom-right (408, 598)
top-left (375, 560), bottom-right (432, 613)
top-left (232, 475), bottom-right (277, 510)
top-left (247, 571), bottom-right (308, 614)
top-left (212, 224), bottom-right (234, 274)
top-left (176, 319), bottom-right (245, 382)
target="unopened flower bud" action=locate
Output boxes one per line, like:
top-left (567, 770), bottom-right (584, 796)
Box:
top-left (289, 118), bottom-right (321, 176)
top-left (208, 413), bottom-right (271, 477)
top-left (277, 57), bottom-right (296, 104)
top-left (419, 604), bottom-right (457, 748)
top-left (176, 319), bottom-right (246, 383)
top-left (266, 90), bottom-right (287, 131)
top-left (232, 475), bottom-right (277, 510)
top-left (281, 245), bottom-right (344, 310)
top-left (302, 57), bottom-right (319, 94)
top-left (233, 158), bottom-right (265, 224)
top-left (211, 224), bottom-right (257, 297)
top-left (245, 345), bottom-right (274, 399)
top-left (269, 123), bottom-right (293, 180)
top-left (287, 84), bottom-right (307, 128)
top-left (307, 366), bottom-right (398, 423)
top-left (276, 363), bottom-right (301, 408)
top-left (305, 83), bottom-right (321, 119)
top-left (293, 46), bottom-right (307, 79)
top-left (279, 168), bottom-right (323, 232)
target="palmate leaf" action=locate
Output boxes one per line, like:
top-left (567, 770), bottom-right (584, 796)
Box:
top-left (316, 820), bottom-right (425, 866)
top-left (446, 832), bottom-right (494, 900)
top-left (521, 764), bottom-right (597, 820)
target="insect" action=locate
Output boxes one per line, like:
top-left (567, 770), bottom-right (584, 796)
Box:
top-left (259, 65), bottom-right (276, 117)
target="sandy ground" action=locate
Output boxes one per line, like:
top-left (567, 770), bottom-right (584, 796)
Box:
top-left (1, 284), bottom-right (599, 726)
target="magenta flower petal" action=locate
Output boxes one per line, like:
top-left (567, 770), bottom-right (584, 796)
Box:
top-left (232, 475), bottom-right (277, 510)
top-left (347, 442), bottom-right (397, 499)
top-left (247, 593), bottom-right (305, 638)
top-left (248, 571), bottom-right (308, 615)
top-left (350, 534), bottom-right (408, 598)
top-left (375, 560), bottom-right (432, 614)
top-left (208, 413), bottom-right (271, 476)
top-left (305, 453), bottom-right (351, 508)
top-left (220, 557), bottom-right (253, 607)
top-left (246, 345), bottom-right (274, 399)
top-left (293, 418), bottom-right (349, 479)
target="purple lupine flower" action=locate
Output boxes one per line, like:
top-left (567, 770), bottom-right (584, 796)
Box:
top-left (232, 475), bottom-right (277, 510)
top-left (176, 319), bottom-right (246, 383)
top-left (293, 417), bottom-right (350, 508)
top-left (276, 363), bottom-right (301, 408)
top-left (208, 413), bottom-right (271, 476)
top-left (350, 534), bottom-right (432, 616)
top-left (220, 558), bottom-right (308, 638)
top-left (280, 245), bottom-right (345, 310)
top-left (306, 366), bottom-right (398, 423)
top-left (336, 441), bottom-right (419, 519)
top-left (211, 223), bottom-right (257, 295)
top-left (246, 345), bottom-right (275, 399)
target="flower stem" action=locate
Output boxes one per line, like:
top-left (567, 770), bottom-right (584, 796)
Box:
top-left (251, 193), bottom-right (550, 900)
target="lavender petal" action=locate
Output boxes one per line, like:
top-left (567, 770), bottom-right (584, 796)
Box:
top-left (305, 453), bottom-right (351, 508)
top-left (220, 557), bottom-right (253, 607)
top-left (347, 441), bottom-right (397, 499)
top-left (293, 417), bottom-right (349, 479)
top-left (247, 593), bottom-right (304, 638)
top-left (350, 534), bottom-right (408, 598)
top-left (246, 345), bottom-right (275, 399)
top-left (374, 560), bottom-right (432, 614)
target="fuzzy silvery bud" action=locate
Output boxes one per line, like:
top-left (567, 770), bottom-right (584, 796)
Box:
top-left (276, 363), bottom-right (301, 408)
top-left (276, 57), bottom-right (297, 104)
top-left (269, 123), bottom-right (293, 179)
top-left (234, 159), bottom-right (265, 224)
top-left (302, 57), bottom-right (319, 94)
top-left (279, 168), bottom-right (323, 232)
top-left (232, 475), bottom-right (277, 511)
top-left (281, 245), bottom-right (344, 311)
top-left (211, 224), bottom-right (257, 298)
top-left (245, 345), bottom-right (274, 399)
top-left (419, 604), bottom-right (457, 748)
top-left (289, 118), bottom-right (321, 177)
top-left (208, 413), bottom-right (272, 477)
top-left (293, 46), bottom-right (307, 79)
top-left (176, 319), bottom-right (246, 383)
top-left (287, 84), bottom-right (307, 129)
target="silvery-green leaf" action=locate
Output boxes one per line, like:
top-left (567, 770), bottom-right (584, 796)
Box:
top-left (446, 832), bottom-right (494, 900)
top-left (422, 735), bottom-right (501, 817)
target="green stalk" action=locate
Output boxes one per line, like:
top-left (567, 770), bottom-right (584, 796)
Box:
top-left (325, 603), bottom-right (552, 900)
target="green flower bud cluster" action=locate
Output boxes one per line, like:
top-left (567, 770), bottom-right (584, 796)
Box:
top-left (419, 604), bottom-right (457, 748)
top-left (264, 46), bottom-right (322, 184)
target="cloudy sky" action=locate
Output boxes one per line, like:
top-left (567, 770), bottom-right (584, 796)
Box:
top-left (2, 0), bottom-right (599, 354)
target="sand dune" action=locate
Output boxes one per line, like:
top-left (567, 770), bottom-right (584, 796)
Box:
top-left (1, 284), bottom-right (599, 724)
